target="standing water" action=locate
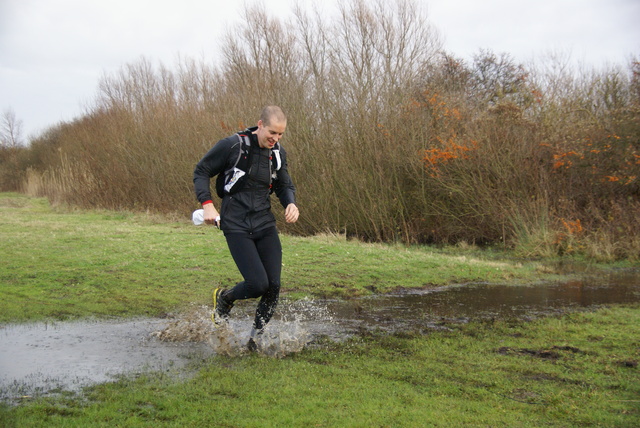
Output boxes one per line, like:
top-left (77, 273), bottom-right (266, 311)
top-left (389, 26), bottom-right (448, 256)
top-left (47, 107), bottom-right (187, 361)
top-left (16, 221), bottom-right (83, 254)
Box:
top-left (1, 270), bottom-right (638, 402)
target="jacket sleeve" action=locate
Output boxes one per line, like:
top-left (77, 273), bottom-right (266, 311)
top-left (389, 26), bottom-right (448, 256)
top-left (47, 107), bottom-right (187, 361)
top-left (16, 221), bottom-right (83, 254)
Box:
top-left (273, 145), bottom-right (296, 208)
top-left (193, 137), bottom-right (234, 204)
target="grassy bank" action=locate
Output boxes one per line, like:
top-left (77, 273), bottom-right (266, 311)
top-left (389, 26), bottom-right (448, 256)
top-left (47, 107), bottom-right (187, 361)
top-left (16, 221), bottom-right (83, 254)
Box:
top-left (1, 305), bottom-right (638, 426)
top-left (0, 193), bottom-right (603, 324)
top-left (2, 193), bottom-right (639, 426)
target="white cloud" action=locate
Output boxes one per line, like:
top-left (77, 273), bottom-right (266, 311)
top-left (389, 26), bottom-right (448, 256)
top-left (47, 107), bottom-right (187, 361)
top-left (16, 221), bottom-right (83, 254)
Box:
top-left (1, 0), bottom-right (638, 138)
top-left (428, 0), bottom-right (639, 65)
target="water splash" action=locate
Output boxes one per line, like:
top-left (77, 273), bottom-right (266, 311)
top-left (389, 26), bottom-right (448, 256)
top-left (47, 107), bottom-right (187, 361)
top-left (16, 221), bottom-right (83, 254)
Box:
top-left (3, 273), bottom-right (639, 401)
top-left (153, 298), bottom-right (336, 358)
top-left (152, 305), bottom-right (214, 342)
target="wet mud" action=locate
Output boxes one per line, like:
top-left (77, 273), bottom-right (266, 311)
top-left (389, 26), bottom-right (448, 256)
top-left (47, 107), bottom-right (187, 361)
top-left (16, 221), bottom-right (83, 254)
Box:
top-left (1, 270), bottom-right (638, 402)
top-left (328, 269), bottom-right (640, 334)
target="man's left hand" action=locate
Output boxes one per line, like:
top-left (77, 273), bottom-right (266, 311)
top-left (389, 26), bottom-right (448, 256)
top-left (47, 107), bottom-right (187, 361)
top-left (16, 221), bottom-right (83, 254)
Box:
top-left (285, 204), bottom-right (299, 223)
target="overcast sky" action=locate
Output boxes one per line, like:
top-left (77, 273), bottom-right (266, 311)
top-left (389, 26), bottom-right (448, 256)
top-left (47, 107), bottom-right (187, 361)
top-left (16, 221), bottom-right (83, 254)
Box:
top-left (1, 0), bottom-right (638, 140)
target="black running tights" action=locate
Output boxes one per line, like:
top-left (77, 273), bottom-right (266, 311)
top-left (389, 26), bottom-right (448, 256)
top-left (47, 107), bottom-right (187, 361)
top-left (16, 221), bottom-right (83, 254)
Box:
top-left (224, 227), bottom-right (282, 331)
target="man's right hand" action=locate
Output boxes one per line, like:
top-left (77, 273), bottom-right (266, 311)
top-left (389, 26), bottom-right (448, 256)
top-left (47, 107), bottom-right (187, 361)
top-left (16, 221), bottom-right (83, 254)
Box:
top-left (202, 203), bottom-right (221, 228)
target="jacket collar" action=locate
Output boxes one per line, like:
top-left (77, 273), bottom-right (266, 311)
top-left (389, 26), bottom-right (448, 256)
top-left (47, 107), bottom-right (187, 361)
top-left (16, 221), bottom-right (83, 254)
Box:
top-left (242, 126), bottom-right (280, 151)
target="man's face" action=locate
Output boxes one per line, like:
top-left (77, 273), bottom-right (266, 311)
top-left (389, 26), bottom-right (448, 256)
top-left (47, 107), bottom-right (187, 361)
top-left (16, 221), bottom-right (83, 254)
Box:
top-left (256, 119), bottom-right (286, 149)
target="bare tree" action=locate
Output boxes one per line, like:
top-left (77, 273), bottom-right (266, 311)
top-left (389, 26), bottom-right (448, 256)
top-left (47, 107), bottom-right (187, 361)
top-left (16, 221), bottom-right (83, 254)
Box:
top-left (1, 108), bottom-right (24, 148)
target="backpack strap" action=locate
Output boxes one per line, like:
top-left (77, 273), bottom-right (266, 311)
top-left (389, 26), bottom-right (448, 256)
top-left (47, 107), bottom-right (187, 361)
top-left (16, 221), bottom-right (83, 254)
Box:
top-left (215, 132), bottom-right (251, 198)
top-left (231, 133), bottom-right (250, 168)
top-left (216, 131), bottom-right (283, 197)
top-left (271, 143), bottom-right (282, 170)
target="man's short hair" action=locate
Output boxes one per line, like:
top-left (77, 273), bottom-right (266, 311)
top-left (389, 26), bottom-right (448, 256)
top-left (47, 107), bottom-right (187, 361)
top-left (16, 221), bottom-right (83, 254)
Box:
top-left (260, 105), bottom-right (286, 126)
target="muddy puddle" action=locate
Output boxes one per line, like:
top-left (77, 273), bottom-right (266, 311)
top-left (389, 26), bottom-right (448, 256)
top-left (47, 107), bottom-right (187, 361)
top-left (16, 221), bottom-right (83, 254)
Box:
top-left (1, 270), bottom-right (638, 402)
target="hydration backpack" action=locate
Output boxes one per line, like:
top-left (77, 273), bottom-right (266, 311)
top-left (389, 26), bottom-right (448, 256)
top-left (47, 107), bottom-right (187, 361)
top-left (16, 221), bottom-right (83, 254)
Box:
top-left (215, 131), bottom-right (282, 198)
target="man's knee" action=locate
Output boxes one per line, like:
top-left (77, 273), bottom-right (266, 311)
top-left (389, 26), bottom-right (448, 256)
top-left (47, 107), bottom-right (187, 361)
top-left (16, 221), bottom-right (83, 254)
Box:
top-left (253, 280), bottom-right (270, 296)
top-left (255, 280), bottom-right (280, 297)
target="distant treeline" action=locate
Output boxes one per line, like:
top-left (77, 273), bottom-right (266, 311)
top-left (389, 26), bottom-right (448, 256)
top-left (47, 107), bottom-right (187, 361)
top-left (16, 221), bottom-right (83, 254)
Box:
top-left (2, 0), bottom-right (638, 260)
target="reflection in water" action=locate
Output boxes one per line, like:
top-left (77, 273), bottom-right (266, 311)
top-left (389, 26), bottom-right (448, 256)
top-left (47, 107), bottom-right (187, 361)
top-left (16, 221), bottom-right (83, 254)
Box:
top-left (0, 318), bottom-right (215, 402)
top-left (0, 270), bottom-right (638, 400)
top-left (327, 271), bottom-right (639, 335)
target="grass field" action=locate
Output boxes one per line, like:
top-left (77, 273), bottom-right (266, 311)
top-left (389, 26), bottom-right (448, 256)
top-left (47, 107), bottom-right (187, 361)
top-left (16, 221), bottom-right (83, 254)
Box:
top-left (0, 193), bottom-right (585, 323)
top-left (1, 193), bottom-right (638, 426)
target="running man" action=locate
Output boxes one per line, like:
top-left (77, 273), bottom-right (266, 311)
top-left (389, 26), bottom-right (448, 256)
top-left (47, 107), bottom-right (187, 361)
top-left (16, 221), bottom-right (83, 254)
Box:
top-left (193, 105), bottom-right (299, 351)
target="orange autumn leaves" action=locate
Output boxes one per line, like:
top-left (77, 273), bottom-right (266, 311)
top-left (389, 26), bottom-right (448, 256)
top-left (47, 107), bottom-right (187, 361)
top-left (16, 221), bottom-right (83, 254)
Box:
top-left (395, 92), bottom-right (477, 177)
top-left (423, 138), bottom-right (477, 177)
top-left (375, 90), bottom-right (638, 190)
top-left (544, 134), bottom-right (639, 186)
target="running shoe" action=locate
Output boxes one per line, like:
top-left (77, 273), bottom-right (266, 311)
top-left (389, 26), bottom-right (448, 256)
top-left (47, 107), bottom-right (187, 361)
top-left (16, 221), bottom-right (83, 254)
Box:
top-left (212, 288), bottom-right (233, 324)
top-left (247, 337), bottom-right (259, 352)
top-left (247, 327), bottom-right (264, 352)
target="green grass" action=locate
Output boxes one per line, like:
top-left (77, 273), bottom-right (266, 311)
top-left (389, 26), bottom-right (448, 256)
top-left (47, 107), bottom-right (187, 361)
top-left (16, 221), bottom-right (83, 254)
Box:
top-left (0, 193), bottom-right (582, 323)
top-left (1, 193), bottom-right (638, 426)
top-left (2, 306), bottom-right (638, 427)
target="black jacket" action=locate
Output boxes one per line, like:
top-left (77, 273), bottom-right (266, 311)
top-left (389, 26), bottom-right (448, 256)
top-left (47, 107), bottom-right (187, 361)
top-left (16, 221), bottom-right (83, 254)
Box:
top-left (193, 128), bottom-right (296, 233)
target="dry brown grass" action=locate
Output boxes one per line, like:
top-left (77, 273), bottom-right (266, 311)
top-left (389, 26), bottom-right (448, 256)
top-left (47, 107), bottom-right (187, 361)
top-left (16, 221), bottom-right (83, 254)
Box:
top-left (10, 0), bottom-right (640, 260)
